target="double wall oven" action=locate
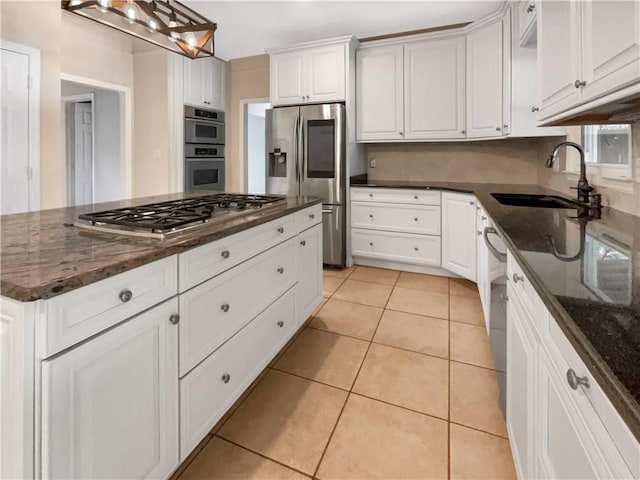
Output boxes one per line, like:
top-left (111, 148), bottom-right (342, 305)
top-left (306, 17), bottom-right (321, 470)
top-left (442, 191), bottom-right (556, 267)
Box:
top-left (184, 106), bottom-right (225, 192)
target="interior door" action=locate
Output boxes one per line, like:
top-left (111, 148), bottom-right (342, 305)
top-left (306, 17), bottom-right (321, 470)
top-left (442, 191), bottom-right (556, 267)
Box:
top-left (265, 106), bottom-right (299, 196)
top-left (0, 48), bottom-right (30, 214)
top-left (299, 103), bottom-right (345, 204)
top-left (73, 102), bottom-right (94, 206)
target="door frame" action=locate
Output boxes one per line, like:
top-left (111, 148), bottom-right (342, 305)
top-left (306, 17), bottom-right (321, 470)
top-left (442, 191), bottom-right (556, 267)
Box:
top-left (62, 94), bottom-right (95, 206)
top-left (60, 73), bottom-right (133, 202)
top-left (0, 39), bottom-right (41, 211)
top-left (239, 97), bottom-right (270, 193)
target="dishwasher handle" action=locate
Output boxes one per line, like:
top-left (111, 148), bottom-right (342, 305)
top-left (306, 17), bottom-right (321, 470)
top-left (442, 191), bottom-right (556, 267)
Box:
top-left (484, 227), bottom-right (507, 263)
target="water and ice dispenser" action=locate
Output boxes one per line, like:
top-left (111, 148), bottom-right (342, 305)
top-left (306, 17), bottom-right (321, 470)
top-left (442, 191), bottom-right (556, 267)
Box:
top-left (269, 148), bottom-right (287, 177)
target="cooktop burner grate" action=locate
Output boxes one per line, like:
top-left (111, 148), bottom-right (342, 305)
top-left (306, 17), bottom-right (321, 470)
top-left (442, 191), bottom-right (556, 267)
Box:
top-left (77, 194), bottom-right (286, 233)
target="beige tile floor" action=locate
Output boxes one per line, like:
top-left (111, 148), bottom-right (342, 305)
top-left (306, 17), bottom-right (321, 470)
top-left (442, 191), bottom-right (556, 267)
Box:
top-left (176, 265), bottom-right (517, 480)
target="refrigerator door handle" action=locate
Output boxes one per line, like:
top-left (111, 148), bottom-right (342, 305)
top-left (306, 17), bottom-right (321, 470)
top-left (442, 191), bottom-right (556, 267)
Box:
top-left (292, 114), bottom-right (300, 185)
top-left (299, 115), bottom-right (305, 182)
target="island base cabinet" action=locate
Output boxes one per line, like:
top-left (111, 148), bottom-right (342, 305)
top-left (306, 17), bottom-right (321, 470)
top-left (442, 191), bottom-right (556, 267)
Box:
top-left (296, 224), bottom-right (323, 325)
top-left (40, 299), bottom-right (179, 480)
top-left (179, 288), bottom-right (297, 460)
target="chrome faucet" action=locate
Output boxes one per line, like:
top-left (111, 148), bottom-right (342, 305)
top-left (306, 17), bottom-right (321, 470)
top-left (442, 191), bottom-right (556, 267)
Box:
top-left (546, 141), bottom-right (600, 210)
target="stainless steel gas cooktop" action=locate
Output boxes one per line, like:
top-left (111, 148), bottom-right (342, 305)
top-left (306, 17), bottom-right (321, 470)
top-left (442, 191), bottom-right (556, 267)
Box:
top-left (74, 194), bottom-right (287, 239)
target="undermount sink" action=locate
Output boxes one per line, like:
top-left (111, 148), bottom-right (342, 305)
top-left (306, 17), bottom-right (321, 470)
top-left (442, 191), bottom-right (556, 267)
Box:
top-left (491, 193), bottom-right (581, 209)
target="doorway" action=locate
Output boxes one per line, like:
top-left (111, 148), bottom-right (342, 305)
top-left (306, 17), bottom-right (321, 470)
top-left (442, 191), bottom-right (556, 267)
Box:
top-left (243, 101), bottom-right (270, 194)
top-left (62, 79), bottom-right (125, 206)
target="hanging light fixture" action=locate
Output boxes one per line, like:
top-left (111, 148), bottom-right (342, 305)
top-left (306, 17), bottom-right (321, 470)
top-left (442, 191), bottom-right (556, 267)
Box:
top-left (61, 0), bottom-right (217, 59)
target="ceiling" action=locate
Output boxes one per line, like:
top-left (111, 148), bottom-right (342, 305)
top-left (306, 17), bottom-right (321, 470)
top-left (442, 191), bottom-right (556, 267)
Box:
top-left (183, 1), bottom-right (505, 60)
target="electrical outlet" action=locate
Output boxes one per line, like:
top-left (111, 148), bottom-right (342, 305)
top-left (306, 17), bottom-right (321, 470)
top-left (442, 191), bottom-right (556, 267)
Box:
top-left (369, 157), bottom-right (376, 168)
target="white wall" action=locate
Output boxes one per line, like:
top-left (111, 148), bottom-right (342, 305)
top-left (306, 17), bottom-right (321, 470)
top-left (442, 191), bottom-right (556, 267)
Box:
top-left (61, 81), bottom-right (124, 203)
top-left (245, 102), bottom-right (269, 194)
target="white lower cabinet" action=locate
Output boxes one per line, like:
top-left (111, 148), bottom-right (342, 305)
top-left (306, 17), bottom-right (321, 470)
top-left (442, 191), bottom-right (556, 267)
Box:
top-left (40, 299), bottom-right (179, 480)
top-left (296, 223), bottom-right (323, 325)
top-left (351, 201), bottom-right (440, 235)
top-left (179, 288), bottom-right (296, 459)
top-left (352, 228), bottom-right (441, 266)
top-left (441, 192), bottom-right (477, 281)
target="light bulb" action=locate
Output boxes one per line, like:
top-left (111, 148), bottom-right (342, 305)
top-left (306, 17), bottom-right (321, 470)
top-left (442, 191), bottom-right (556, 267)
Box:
top-left (185, 32), bottom-right (196, 50)
top-left (97, 0), bottom-right (111, 13)
top-left (168, 10), bottom-right (180, 42)
top-left (69, 0), bottom-right (82, 6)
top-left (147, 18), bottom-right (158, 31)
top-left (123, 1), bottom-right (136, 23)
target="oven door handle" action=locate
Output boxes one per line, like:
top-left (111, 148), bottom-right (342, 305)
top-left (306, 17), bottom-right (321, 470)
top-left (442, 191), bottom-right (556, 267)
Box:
top-left (484, 227), bottom-right (507, 263)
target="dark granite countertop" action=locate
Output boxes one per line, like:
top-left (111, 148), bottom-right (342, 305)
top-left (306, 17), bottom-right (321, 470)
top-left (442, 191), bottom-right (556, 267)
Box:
top-left (0, 193), bottom-right (321, 302)
top-left (352, 177), bottom-right (640, 442)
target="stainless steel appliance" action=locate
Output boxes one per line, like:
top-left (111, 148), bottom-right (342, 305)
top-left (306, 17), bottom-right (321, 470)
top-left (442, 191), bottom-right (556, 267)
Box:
top-left (266, 103), bottom-right (346, 266)
top-left (185, 144), bottom-right (225, 192)
top-left (184, 106), bottom-right (225, 144)
top-left (484, 226), bottom-right (508, 416)
top-left (185, 106), bottom-right (225, 192)
top-left (74, 194), bottom-right (286, 240)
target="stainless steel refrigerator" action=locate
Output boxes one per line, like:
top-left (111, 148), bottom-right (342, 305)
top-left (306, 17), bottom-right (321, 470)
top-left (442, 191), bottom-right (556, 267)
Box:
top-left (266, 103), bottom-right (346, 266)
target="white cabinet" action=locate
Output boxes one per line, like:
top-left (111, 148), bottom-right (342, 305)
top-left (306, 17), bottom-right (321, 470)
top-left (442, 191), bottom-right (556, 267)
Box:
top-left (580, 0), bottom-right (640, 103)
top-left (270, 43), bottom-right (347, 106)
top-left (351, 202), bottom-right (441, 236)
top-left (351, 228), bottom-right (441, 267)
top-left (40, 299), bottom-right (179, 480)
top-left (466, 21), bottom-right (505, 138)
top-left (537, 0), bottom-right (640, 121)
top-left (356, 45), bottom-right (404, 141)
top-left (517, 0), bottom-right (537, 47)
top-left (506, 291), bottom-right (537, 480)
top-left (404, 37), bottom-right (466, 140)
top-left (441, 192), bottom-right (477, 281)
top-left (296, 223), bottom-right (323, 325)
top-left (183, 57), bottom-right (226, 110)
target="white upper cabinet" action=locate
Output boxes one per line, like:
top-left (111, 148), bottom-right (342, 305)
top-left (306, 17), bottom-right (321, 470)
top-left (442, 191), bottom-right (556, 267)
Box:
top-left (441, 192), bottom-right (477, 282)
top-left (537, 0), bottom-right (582, 119)
top-left (466, 21), bottom-right (504, 138)
top-left (270, 41), bottom-right (349, 106)
top-left (404, 37), bottom-right (466, 140)
top-left (580, 0), bottom-right (640, 102)
top-left (356, 45), bottom-right (404, 141)
top-left (183, 57), bottom-right (226, 111)
top-left (517, 0), bottom-right (537, 47)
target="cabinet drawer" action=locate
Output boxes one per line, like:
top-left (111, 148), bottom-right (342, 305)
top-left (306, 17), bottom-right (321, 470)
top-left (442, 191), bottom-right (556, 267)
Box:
top-left (351, 188), bottom-right (441, 205)
top-left (42, 257), bottom-right (177, 357)
top-left (179, 215), bottom-right (296, 292)
top-left (295, 204), bottom-right (322, 232)
top-left (544, 316), bottom-right (639, 478)
top-left (351, 202), bottom-right (441, 235)
top-left (180, 287), bottom-right (296, 459)
top-left (351, 228), bottom-right (441, 267)
top-left (179, 238), bottom-right (296, 376)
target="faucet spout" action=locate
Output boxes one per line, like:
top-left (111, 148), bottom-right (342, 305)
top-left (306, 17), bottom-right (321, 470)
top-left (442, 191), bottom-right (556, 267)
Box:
top-left (547, 141), bottom-right (593, 204)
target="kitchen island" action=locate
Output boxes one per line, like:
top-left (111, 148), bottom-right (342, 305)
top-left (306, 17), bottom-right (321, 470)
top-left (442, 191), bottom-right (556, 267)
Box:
top-left (351, 177), bottom-right (640, 479)
top-left (0, 193), bottom-right (323, 480)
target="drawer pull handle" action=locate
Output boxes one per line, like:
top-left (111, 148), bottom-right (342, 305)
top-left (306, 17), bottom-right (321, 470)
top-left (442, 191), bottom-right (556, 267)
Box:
top-left (221, 250), bottom-right (230, 259)
top-left (169, 314), bottom-right (180, 325)
top-left (277, 227), bottom-right (284, 234)
top-left (512, 273), bottom-right (524, 284)
top-left (221, 303), bottom-right (230, 313)
top-left (566, 369), bottom-right (590, 390)
top-left (300, 240), bottom-right (306, 246)
top-left (277, 267), bottom-right (284, 274)
top-left (277, 320), bottom-right (284, 328)
top-left (119, 289), bottom-right (133, 303)
top-left (221, 373), bottom-right (231, 384)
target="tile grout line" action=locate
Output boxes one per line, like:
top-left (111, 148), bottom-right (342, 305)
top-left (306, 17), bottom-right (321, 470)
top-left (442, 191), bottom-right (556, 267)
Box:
top-left (448, 281), bottom-right (452, 480)
top-left (310, 268), bottom-right (400, 479)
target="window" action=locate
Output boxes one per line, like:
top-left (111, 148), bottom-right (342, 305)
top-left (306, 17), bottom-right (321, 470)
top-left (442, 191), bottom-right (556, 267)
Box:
top-left (580, 124), bottom-right (633, 181)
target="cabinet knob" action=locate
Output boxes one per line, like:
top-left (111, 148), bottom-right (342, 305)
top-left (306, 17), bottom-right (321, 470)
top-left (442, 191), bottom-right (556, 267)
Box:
top-left (481, 215), bottom-right (487, 221)
top-left (477, 231), bottom-right (482, 236)
top-left (277, 267), bottom-right (284, 274)
top-left (526, 3), bottom-right (535, 13)
top-left (414, 247), bottom-right (419, 251)
top-left (169, 314), bottom-right (180, 325)
top-left (369, 242), bottom-right (373, 246)
top-left (369, 214), bottom-right (373, 218)
top-left (469, 201), bottom-right (475, 205)
top-left (369, 193), bottom-right (373, 198)
top-left (461, 129), bottom-right (466, 134)
top-left (512, 273), bottom-right (524, 283)
top-left (119, 289), bottom-right (133, 303)
top-left (221, 373), bottom-right (231, 384)
top-left (414, 217), bottom-right (418, 221)
top-left (277, 227), bottom-right (284, 234)
top-left (221, 303), bottom-right (230, 312)
top-left (277, 320), bottom-right (284, 328)
top-left (566, 369), bottom-right (590, 390)
top-left (398, 131), bottom-right (403, 135)
top-left (300, 240), bottom-right (306, 246)
top-left (221, 250), bottom-right (230, 259)
top-left (495, 127), bottom-right (501, 131)
top-left (503, 124), bottom-right (508, 130)
top-left (531, 106), bottom-right (539, 112)
top-left (309, 213), bottom-right (315, 219)
top-left (574, 79), bottom-right (586, 89)
top-left (414, 195), bottom-right (418, 200)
